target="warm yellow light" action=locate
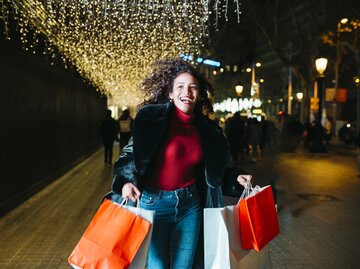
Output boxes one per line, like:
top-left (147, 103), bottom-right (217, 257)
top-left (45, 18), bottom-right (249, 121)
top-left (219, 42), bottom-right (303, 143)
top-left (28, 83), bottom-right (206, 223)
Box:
top-left (259, 78), bottom-right (264, 83)
top-left (315, 58), bottom-right (328, 75)
top-left (255, 62), bottom-right (261, 67)
top-left (1, 0), bottom-right (242, 107)
top-left (340, 18), bottom-right (348, 24)
top-left (296, 92), bottom-right (304, 101)
top-left (235, 85), bottom-right (243, 96)
top-left (252, 109), bottom-right (262, 114)
top-left (220, 68), bottom-right (224, 73)
top-left (213, 70), bottom-right (217, 75)
top-left (246, 68), bottom-right (252, 73)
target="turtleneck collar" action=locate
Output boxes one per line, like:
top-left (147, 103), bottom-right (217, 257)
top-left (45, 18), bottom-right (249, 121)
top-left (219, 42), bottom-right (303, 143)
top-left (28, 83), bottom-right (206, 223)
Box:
top-left (172, 106), bottom-right (195, 124)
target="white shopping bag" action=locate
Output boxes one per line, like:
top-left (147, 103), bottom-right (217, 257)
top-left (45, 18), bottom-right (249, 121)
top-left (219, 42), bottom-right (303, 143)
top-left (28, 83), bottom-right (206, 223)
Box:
top-left (204, 205), bottom-right (272, 269)
top-left (121, 204), bottom-right (155, 269)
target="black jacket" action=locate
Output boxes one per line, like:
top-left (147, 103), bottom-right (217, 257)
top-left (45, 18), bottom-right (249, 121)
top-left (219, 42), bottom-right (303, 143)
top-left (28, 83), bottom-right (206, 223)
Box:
top-left (106, 102), bottom-right (229, 208)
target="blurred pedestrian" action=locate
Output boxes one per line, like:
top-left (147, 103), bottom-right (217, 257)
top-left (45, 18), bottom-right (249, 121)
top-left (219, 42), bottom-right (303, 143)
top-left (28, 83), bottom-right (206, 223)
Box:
top-left (118, 108), bottom-right (133, 151)
top-left (105, 58), bottom-right (248, 268)
top-left (98, 109), bottom-right (118, 167)
top-left (247, 117), bottom-right (263, 162)
top-left (260, 116), bottom-right (269, 150)
top-left (280, 114), bottom-right (303, 152)
top-left (261, 117), bottom-right (278, 151)
top-left (303, 121), bottom-right (315, 149)
top-left (225, 112), bottom-right (246, 162)
top-left (267, 119), bottom-right (279, 150)
top-left (324, 117), bottom-right (333, 147)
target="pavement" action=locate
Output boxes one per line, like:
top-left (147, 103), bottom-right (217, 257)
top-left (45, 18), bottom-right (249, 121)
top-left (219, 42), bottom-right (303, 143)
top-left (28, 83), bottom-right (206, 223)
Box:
top-left (0, 139), bottom-right (359, 268)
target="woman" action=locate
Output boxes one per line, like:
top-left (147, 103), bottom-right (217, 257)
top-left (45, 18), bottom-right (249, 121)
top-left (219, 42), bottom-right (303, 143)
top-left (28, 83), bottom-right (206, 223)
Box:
top-left (106, 58), bottom-right (248, 268)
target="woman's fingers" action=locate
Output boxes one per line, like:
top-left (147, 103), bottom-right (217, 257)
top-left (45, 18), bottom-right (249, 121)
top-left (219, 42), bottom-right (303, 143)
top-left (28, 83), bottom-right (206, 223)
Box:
top-left (237, 175), bottom-right (253, 187)
top-left (130, 186), bottom-right (141, 202)
top-left (122, 183), bottom-right (141, 202)
top-left (133, 187), bottom-right (141, 200)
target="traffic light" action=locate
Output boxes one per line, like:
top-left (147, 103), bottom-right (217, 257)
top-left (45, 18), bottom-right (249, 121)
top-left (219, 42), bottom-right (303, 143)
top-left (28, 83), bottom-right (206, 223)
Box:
top-left (310, 97), bottom-right (319, 111)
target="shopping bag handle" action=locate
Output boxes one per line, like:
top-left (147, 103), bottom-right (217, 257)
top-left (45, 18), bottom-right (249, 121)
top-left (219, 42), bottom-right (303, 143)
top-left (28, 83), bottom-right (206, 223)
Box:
top-left (238, 183), bottom-right (264, 203)
top-left (121, 198), bottom-right (141, 208)
top-left (238, 177), bottom-right (254, 203)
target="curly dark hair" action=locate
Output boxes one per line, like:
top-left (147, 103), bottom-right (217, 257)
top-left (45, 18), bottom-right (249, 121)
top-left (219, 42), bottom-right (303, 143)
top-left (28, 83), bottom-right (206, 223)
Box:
top-left (138, 58), bottom-right (215, 113)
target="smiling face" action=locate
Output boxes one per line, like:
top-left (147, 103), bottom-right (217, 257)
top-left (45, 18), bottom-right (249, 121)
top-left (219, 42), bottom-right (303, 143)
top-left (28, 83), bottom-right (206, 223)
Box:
top-left (169, 72), bottom-right (200, 115)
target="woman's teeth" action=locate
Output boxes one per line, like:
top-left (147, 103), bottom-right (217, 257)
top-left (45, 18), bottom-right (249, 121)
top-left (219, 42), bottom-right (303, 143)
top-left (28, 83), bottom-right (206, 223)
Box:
top-left (180, 97), bottom-right (191, 103)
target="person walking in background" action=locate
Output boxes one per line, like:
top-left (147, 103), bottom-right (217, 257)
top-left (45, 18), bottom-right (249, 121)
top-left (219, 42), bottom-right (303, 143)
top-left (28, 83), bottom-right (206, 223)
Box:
top-left (118, 108), bottom-right (133, 151)
top-left (280, 113), bottom-right (304, 152)
top-left (104, 58), bottom-right (248, 268)
top-left (265, 118), bottom-right (279, 151)
top-left (247, 117), bottom-right (263, 162)
top-left (303, 120), bottom-right (315, 149)
top-left (225, 111), bottom-right (246, 163)
top-left (324, 117), bottom-right (333, 148)
top-left (99, 109), bottom-right (118, 167)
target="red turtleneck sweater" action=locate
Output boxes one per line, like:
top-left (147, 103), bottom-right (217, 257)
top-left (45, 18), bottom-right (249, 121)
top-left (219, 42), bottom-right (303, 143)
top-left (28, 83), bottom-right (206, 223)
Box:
top-left (143, 107), bottom-right (203, 190)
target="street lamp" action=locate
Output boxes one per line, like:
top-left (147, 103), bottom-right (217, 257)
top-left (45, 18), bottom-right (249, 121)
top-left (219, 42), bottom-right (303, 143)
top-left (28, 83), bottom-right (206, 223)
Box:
top-left (235, 85), bottom-right (243, 97)
top-left (235, 85), bottom-right (243, 112)
top-left (339, 18), bottom-right (348, 27)
top-left (296, 92), bottom-right (303, 101)
top-left (296, 92), bottom-right (304, 122)
top-left (310, 58), bottom-right (328, 153)
top-left (247, 62), bottom-right (261, 99)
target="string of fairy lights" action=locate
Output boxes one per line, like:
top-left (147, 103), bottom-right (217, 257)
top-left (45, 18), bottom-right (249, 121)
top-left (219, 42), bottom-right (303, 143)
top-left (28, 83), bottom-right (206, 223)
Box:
top-left (1, 0), bottom-right (241, 107)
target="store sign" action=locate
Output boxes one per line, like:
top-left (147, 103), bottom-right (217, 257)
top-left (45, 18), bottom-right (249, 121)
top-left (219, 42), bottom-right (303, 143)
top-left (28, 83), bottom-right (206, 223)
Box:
top-left (325, 88), bottom-right (335, 102)
top-left (214, 98), bottom-right (262, 114)
top-left (336, 88), bottom-right (347, 103)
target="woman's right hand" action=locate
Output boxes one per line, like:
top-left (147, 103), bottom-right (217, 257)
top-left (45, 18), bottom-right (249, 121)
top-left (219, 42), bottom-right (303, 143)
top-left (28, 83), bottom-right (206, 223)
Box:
top-left (237, 175), bottom-right (253, 188)
top-left (122, 183), bottom-right (141, 202)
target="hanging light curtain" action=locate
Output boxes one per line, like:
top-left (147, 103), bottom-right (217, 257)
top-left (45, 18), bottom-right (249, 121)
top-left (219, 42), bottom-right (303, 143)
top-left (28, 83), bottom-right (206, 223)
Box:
top-left (1, 0), bottom-right (241, 107)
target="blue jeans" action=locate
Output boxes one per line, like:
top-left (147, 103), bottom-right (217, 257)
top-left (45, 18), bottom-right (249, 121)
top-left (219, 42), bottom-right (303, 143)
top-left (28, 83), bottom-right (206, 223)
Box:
top-left (139, 184), bottom-right (201, 269)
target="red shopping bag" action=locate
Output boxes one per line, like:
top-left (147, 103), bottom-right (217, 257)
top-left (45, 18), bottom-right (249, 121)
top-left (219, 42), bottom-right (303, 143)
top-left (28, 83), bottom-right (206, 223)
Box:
top-left (68, 199), bottom-right (152, 269)
top-left (239, 185), bottom-right (280, 252)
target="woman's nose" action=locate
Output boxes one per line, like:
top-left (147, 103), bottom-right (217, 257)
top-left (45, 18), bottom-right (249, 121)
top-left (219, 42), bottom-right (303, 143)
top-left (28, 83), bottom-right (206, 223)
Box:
top-left (184, 85), bottom-right (191, 93)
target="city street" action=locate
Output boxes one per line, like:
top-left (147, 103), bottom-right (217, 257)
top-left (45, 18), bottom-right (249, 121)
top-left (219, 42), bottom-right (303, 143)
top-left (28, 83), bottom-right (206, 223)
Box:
top-left (0, 141), bottom-right (359, 268)
top-left (234, 140), bottom-right (360, 268)
top-left (1, 2), bottom-right (359, 268)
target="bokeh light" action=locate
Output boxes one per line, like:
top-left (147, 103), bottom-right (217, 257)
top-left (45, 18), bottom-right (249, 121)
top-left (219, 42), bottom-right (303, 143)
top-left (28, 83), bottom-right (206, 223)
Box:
top-left (2, 0), bottom-right (241, 107)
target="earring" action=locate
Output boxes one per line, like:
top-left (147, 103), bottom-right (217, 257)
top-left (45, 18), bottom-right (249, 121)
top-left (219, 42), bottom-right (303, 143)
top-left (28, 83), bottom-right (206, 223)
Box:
top-left (169, 98), bottom-right (173, 102)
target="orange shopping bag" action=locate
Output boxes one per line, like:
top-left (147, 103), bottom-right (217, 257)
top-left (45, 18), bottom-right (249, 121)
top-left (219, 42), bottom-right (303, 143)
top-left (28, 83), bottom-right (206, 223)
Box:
top-left (68, 198), bottom-right (152, 269)
top-left (239, 185), bottom-right (280, 252)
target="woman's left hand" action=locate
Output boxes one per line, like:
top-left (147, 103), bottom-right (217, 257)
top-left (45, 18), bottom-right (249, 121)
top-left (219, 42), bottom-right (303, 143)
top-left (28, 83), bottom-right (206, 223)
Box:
top-left (237, 175), bottom-right (253, 187)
